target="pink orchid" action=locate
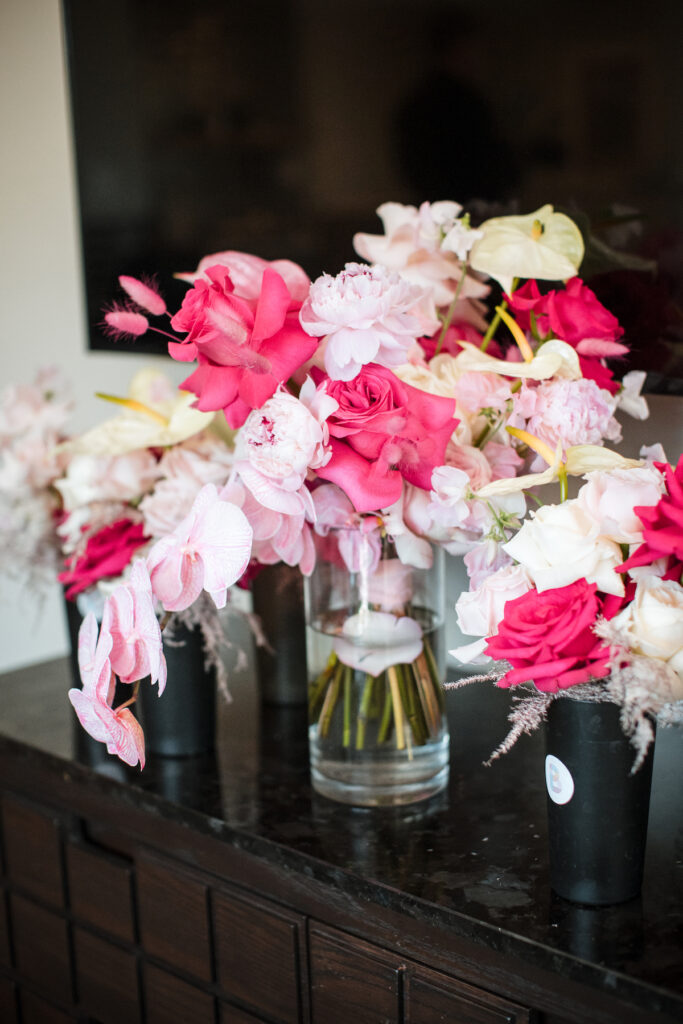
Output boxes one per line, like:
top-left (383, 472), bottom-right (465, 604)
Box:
top-left (222, 475), bottom-right (316, 575)
top-left (169, 264), bottom-right (318, 428)
top-left (68, 613), bottom-right (146, 768)
top-left (146, 484), bottom-right (253, 611)
top-left (101, 560), bottom-right (167, 692)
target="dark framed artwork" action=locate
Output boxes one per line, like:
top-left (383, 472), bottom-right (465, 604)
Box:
top-left (63, 0), bottom-right (683, 382)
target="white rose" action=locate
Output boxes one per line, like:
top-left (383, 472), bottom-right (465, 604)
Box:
top-left (611, 577), bottom-right (683, 689)
top-left (503, 499), bottom-right (624, 596)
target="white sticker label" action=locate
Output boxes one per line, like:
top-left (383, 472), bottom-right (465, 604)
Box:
top-left (545, 754), bottom-right (575, 805)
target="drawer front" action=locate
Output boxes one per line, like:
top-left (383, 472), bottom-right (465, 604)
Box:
top-left (144, 962), bottom-right (215, 1024)
top-left (74, 926), bottom-right (140, 1024)
top-left (67, 841), bottom-right (135, 943)
top-left (10, 893), bottom-right (72, 1006)
top-left (309, 925), bottom-right (401, 1024)
top-left (213, 887), bottom-right (306, 1024)
top-left (1, 797), bottom-right (64, 908)
top-left (405, 968), bottom-right (530, 1024)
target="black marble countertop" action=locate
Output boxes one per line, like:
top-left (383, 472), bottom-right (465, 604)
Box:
top-left (1, 655), bottom-right (682, 1019)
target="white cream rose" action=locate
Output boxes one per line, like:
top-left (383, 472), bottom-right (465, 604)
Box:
top-left (611, 577), bottom-right (683, 696)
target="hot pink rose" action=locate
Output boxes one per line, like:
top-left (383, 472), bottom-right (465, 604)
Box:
top-left (484, 579), bottom-right (612, 692)
top-left (313, 365), bottom-right (457, 512)
top-left (506, 278), bottom-right (627, 357)
top-left (170, 265), bottom-right (318, 428)
top-left (59, 519), bottom-right (149, 599)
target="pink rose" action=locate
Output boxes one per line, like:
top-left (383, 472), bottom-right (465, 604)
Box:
top-left (59, 519), bottom-right (149, 599)
top-left (170, 265), bottom-right (318, 428)
top-left (452, 371), bottom-right (512, 416)
top-left (577, 465), bottom-right (665, 545)
top-left (484, 580), bottom-right (612, 692)
top-left (314, 365), bottom-right (457, 512)
top-left (620, 454), bottom-right (683, 573)
top-left (506, 278), bottom-right (627, 357)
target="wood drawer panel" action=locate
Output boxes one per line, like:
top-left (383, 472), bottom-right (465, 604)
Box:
top-left (20, 989), bottom-right (73, 1024)
top-left (66, 841), bottom-right (135, 943)
top-left (10, 893), bottom-right (72, 1005)
top-left (309, 925), bottom-right (401, 1024)
top-left (74, 926), bottom-right (140, 1024)
top-left (137, 854), bottom-right (212, 982)
top-left (220, 1000), bottom-right (267, 1023)
top-left (1, 797), bottom-right (64, 907)
top-left (145, 962), bottom-right (215, 1024)
top-left (405, 967), bottom-right (531, 1023)
top-left (214, 888), bottom-right (305, 1024)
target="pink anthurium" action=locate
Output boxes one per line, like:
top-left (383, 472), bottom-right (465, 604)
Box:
top-left (146, 483), bottom-right (253, 611)
top-left (101, 560), bottom-right (167, 693)
top-left (68, 612), bottom-right (146, 768)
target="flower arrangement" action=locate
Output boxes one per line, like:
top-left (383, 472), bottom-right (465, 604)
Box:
top-left (451, 446), bottom-right (683, 767)
top-left (64, 199), bottom-right (653, 767)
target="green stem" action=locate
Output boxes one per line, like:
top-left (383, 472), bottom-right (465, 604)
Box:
top-left (356, 673), bottom-right (375, 750)
top-left (377, 677), bottom-right (393, 743)
top-left (480, 277), bottom-right (518, 353)
top-left (342, 666), bottom-right (353, 748)
top-left (318, 662), bottom-right (343, 739)
top-left (308, 651), bottom-right (338, 719)
top-left (434, 262), bottom-right (469, 357)
top-left (423, 638), bottom-right (445, 714)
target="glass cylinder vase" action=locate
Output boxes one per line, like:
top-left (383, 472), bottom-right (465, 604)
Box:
top-left (304, 526), bottom-right (449, 807)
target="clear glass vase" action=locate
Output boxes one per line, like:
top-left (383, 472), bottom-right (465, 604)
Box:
top-left (304, 526), bottom-right (449, 807)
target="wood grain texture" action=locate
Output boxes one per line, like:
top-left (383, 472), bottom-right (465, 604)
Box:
top-left (10, 894), bottom-right (71, 1005)
top-left (67, 840), bottom-right (135, 943)
top-left (144, 962), bottom-right (215, 1024)
top-left (74, 926), bottom-right (140, 1024)
top-left (1, 796), bottom-right (64, 908)
top-left (309, 925), bottom-right (401, 1024)
top-left (405, 966), bottom-right (530, 1024)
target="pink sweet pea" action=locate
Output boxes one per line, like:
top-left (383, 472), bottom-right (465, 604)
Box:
top-left (146, 484), bottom-right (253, 611)
top-left (506, 278), bottom-right (628, 358)
top-left (101, 560), bottom-right (167, 692)
top-left (68, 613), bottom-right (146, 768)
top-left (313, 364), bottom-right (457, 513)
top-left (170, 264), bottom-right (318, 428)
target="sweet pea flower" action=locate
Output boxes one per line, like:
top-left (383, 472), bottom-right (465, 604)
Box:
top-left (352, 201), bottom-right (490, 312)
top-left (101, 560), bottom-right (167, 692)
top-left (617, 370), bottom-right (649, 420)
top-left (333, 610), bottom-right (423, 676)
top-left (469, 205), bottom-right (585, 292)
top-left (68, 613), bottom-right (146, 768)
top-left (146, 484), bottom-right (253, 611)
top-left (464, 542), bottom-right (514, 590)
top-left (503, 499), bottom-right (625, 596)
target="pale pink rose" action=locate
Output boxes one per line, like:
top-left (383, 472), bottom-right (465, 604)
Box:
top-left (68, 613), bottom-right (146, 768)
top-left (453, 371), bottom-right (512, 416)
top-left (484, 441), bottom-right (524, 481)
top-left (576, 465), bottom-right (665, 545)
top-left (147, 484), bottom-right (253, 611)
top-left (524, 378), bottom-right (622, 464)
top-left (175, 249), bottom-right (310, 303)
top-left (299, 262), bottom-right (426, 381)
top-left (333, 610), bottom-right (423, 675)
top-left (444, 442), bottom-right (492, 491)
top-left (464, 542), bottom-right (514, 589)
top-left (101, 560), bottom-right (167, 692)
top-left (366, 559), bottom-right (414, 611)
top-left (504, 499), bottom-right (625, 596)
top-left (55, 451), bottom-right (160, 512)
top-left (456, 563), bottom-right (533, 638)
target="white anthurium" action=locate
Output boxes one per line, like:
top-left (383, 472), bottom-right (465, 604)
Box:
top-left (469, 205), bottom-right (585, 292)
top-left (475, 436), bottom-right (642, 499)
top-left (454, 338), bottom-right (582, 381)
top-left (59, 369), bottom-right (215, 457)
top-left (333, 611), bottom-right (423, 676)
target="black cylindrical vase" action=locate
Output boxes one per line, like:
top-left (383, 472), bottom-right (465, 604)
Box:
top-left (545, 697), bottom-right (655, 906)
top-left (251, 563), bottom-right (307, 706)
top-left (139, 622), bottom-right (216, 757)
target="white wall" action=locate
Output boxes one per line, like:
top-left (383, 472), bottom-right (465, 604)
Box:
top-left (0, 0), bottom-right (184, 671)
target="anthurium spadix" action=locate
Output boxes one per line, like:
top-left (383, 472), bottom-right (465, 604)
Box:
top-left (469, 205), bottom-right (585, 292)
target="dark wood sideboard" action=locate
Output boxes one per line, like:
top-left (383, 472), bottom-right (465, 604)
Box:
top-left (0, 656), bottom-right (681, 1024)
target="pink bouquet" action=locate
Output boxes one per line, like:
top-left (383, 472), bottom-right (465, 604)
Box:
top-left (66, 199), bottom-right (655, 766)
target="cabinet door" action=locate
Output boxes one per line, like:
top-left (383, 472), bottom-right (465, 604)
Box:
top-left (309, 924), bottom-right (402, 1024)
top-left (405, 965), bottom-right (530, 1024)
